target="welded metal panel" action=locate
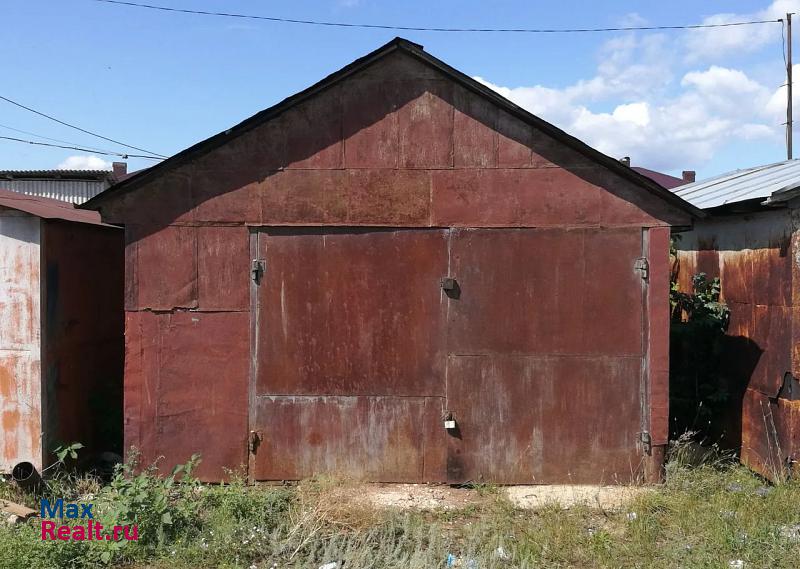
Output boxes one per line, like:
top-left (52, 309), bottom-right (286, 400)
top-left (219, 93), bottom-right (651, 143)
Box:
top-left (447, 228), bottom-right (644, 356)
top-left (741, 387), bottom-right (800, 479)
top-left (445, 355), bottom-right (644, 484)
top-left (252, 395), bottom-right (445, 482)
top-left (0, 212), bottom-right (41, 473)
top-left (124, 311), bottom-right (249, 481)
top-left (445, 228), bottom-right (646, 483)
top-left (255, 228), bottom-right (448, 396)
top-left (133, 225), bottom-right (197, 310)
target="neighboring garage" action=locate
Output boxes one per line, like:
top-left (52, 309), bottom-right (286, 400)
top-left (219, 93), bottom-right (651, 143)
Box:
top-left (82, 38), bottom-right (699, 484)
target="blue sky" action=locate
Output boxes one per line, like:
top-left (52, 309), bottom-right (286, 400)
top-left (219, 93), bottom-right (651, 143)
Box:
top-left (1, 0), bottom-right (797, 179)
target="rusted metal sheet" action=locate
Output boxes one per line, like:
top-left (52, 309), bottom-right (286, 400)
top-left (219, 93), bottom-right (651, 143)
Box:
top-left (431, 168), bottom-right (678, 229)
top-left (646, 227), bottom-right (671, 458)
top-left (255, 228), bottom-right (448, 396)
top-left (196, 226), bottom-right (250, 311)
top-left (0, 212), bottom-right (41, 473)
top-left (675, 209), bottom-right (797, 473)
top-left (741, 387), bottom-right (800, 479)
top-left (252, 396), bottom-right (445, 482)
top-left (445, 355), bottom-right (644, 484)
top-left (124, 311), bottom-right (249, 481)
top-left (131, 225), bottom-right (197, 311)
top-left (447, 228), bottom-right (644, 356)
top-left (444, 228), bottom-right (646, 483)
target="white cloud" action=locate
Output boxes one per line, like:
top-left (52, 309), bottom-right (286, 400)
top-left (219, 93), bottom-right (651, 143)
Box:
top-left (683, 0), bottom-right (799, 62)
top-left (56, 155), bottom-right (112, 170)
top-left (472, 1), bottom-right (797, 173)
top-left (476, 59), bottom-right (779, 171)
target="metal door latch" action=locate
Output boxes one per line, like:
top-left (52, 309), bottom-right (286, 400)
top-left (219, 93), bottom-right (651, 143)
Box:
top-left (251, 259), bottom-right (265, 283)
top-left (634, 257), bottom-right (649, 281)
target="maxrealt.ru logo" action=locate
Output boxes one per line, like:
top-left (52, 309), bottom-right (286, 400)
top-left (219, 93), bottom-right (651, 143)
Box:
top-left (40, 499), bottom-right (138, 541)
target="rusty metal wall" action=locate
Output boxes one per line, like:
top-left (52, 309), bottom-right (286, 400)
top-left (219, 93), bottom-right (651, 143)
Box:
top-left (0, 210), bottom-right (41, 473)
top-left (676, 208), bottom-right (796, 478)
top-left (100, 50), bottom-right (688, 482)
top-left (41, 220), bottom-right (124, 461)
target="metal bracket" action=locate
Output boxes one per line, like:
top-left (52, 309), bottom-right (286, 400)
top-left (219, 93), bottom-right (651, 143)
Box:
top-left (640, 431), bottom-right (652, 454)
top-left (251, 259), bottom-right (265, 283)
top-left (634, 257), bottom-right (649, 281)
top-left (440, 277), bottom-right (457, 291)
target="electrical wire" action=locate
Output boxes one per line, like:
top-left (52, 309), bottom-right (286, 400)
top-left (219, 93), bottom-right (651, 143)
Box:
top-left (0, 94), bottom-right (168, 158)
top-left (0, 122), bottom-right (117, 155)
top-left (0, 135), bottom-right (163, 160)
top-left (90, 0), bottom-right (781, 34)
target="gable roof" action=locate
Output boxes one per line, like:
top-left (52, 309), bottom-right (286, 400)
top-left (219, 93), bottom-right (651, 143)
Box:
top-left (81, 37), bottom-right (702, 219)
top-left (0, 188), bottom-right (114, 226)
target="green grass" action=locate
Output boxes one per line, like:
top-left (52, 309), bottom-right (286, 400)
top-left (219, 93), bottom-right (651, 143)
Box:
top-left (2, 456), bottom-right (800, 568)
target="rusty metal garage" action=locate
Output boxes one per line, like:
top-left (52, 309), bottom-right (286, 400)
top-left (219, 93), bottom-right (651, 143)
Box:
top-left (82, 38), bottom-right (699, 484)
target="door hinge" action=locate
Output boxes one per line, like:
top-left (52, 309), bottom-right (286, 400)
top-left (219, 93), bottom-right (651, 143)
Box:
top-left (634, 257), bottom-right (649, 281)
top-left (640, 431), bottom-right (652, 454)
top-left (248, 430), bottom-right (262, 454)
top-left (251, 259), bottom-right (265, 283)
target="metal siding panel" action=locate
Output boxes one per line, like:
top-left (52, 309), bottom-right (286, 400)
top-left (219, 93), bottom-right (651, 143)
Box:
top-left (346, 170), bottom-right (431, 225)
top-left (261, 170), bottom-right (349, 225)
top-left (197, 226), bottom-right (250, 311)
top-left (447, 228), bottom-right (643, 356)
top-left (647, 227), bottom-right (671, 449)
top-left (398, 81), bottom-right (454, 168)
top-left (283, 85), bottom-right (343, 170)
top-left (252, 395), bottom-right (442, 482)
top-left (134, 225), bottom-right (198, 310)
top-left (445, 228), bottom-right (645, 484)
top-left (0, 214), bottom-right (42, 472)
top-left (127, 311), bottom-right (249, 481)
top-left (453, 85), bottom-right (498, 168)
top-left (445, 355), bottom-right (643, 484)
top-left (342, 79), bottom-right (399, 168)
top-left (255, 228), bottom-right (448, 396)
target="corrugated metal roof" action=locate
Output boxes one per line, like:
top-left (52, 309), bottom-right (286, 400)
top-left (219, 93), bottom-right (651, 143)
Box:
top-left (672, 159), bottom-right (800, 209)
top-left (0, 170), bottom-right (115, 204)
top-left (0, 188), bottom-right (113, 226)
top-left (0, 170), bottom-right (113, 180)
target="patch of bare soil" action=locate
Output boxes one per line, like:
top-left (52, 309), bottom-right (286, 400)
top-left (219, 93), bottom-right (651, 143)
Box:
top-left (324, 483), bottom-right (651, 511)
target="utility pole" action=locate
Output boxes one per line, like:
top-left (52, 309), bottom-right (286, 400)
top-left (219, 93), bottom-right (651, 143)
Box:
top-left (788, 13), bottom-right (794, 160)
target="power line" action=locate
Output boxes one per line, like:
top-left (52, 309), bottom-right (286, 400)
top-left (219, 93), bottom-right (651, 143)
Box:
top-left (0, 94), bottom-right (168, 158)
top-left (91, 0), bottom-right (781, 34)
top-left (0, 122), bottom-right (117, 155)
top-left (0, 135), bottom-right (163, 160)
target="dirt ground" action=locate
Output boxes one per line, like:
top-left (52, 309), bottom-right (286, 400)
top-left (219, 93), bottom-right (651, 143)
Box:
top-left (328, 483), bottom-right (651, 511)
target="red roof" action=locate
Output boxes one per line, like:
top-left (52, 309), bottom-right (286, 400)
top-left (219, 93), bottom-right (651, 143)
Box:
top-left (632, 167), bottom-right (687, 190)
top-left (0, 188), bottom-right (114, 227)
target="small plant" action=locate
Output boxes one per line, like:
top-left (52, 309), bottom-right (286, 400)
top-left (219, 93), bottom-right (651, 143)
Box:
top-left (53, 442), bottom-right (84, 464)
